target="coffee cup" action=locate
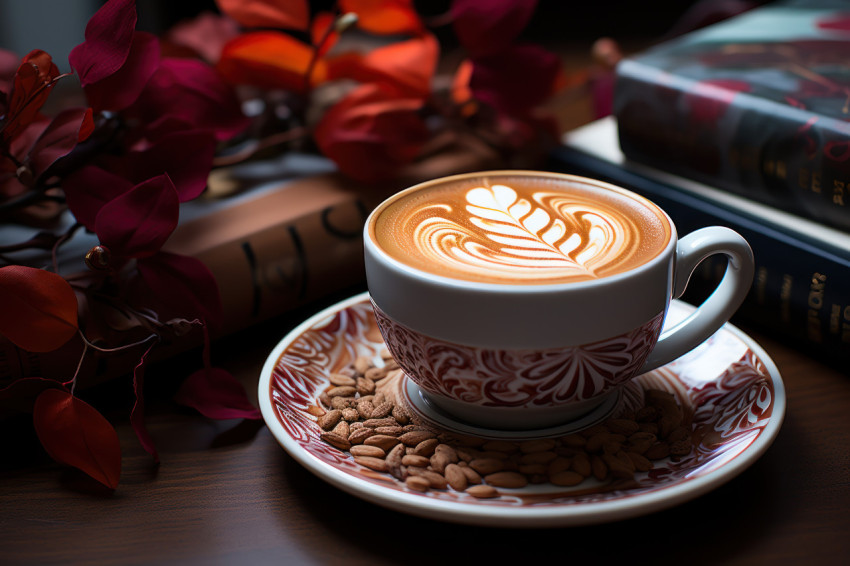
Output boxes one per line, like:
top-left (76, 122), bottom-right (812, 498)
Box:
top-left (363, 171), bottom-right (754, 430)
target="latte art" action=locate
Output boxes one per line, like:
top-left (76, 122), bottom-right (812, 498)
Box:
top-left (371, 175), bottom-right (671, 285)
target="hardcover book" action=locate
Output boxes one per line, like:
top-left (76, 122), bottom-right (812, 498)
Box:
top-left (549, 116), bottom-right (850, 368)
top-left (614, 0), bottom-right (850, 232)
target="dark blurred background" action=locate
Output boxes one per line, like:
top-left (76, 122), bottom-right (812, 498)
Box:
top-left (0, 0), bottom-right (741, 70)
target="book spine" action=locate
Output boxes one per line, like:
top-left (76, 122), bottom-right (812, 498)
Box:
top-left (614, 58), bottom-right (850, 233)
top-left (548, 145), bottom-right (850, 367)
top-left (192, 195), bottom-right (369, 334)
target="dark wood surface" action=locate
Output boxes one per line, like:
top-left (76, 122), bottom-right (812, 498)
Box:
top-left (2, 288), bottom-right (849, 566)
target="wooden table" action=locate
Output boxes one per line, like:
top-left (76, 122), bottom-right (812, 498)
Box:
top-left (2, 287), bottom-right (849, 566)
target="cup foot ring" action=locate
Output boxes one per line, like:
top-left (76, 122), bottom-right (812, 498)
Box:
top-left (402, 379), bottom-right (635, 440)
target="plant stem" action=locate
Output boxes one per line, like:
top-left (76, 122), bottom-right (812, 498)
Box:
top-left (52, 222), bottom-right (83, 272)
top-left (211, 127), bottom-right (308, 167)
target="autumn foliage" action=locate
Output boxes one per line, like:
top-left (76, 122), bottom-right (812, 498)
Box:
top-left (0, 0), bottom-right (565, 488)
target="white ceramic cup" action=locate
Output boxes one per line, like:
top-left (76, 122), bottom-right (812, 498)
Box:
top-left (364, 171), bottom-right (754, 429)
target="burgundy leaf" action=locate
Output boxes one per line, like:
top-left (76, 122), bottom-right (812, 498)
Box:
top-left (82, 31), bottom-right (160, 113)
top-left (28, 108), bottom-right (94, 179)
top-left (174, 366), bottom-right (261, 420)
top-left (131, 341), bottom-right (159, 462)
top-left (451, 0), bottom-right (537, 57)
top-left (63, 165), bottom-right (135, 230)
top-left (130, 58), bottom-right (249, 141)
top-left (2, 50), bottom-right (60, 144)
top-left (2, 115), bottom-right (50, 172)
top-left (0, 266), bottom-right (78, 352)
top-left (69, 0), bottom-right (138, 87)
top-left (33, 389), bottom-right (121, 489)
top-left (98, 130), bottom-right (215, 202)
top-left (95, 174), bottom-right (179, 259)
top-left (818, 12), bottom-right (850, 32)
top-left (469, 43), bottom-right (562, 116)
top-left (166, 11), bottom-right (241, 63)
top-left (136, 252), bottom-right (223, 330)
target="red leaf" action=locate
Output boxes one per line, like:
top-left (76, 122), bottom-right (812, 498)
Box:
top-left (469, 43), bottom-right (562, 116)
top-left (818, 12), bottom-right (850, 32)
top-left (451, 0), bottom-right (537, 57)
top-left (136, 252), bottom-right (223, 330)
top-left (98, 130), bottom-right (215, 202)
top-left (82, 31), bottom-right (160, 113)
top-left (28, 108), bottom-right (94, 179)
top-left (0, 266), bottom-right (78, 352)
top-left (95, 174), bottom-right (179, 259)
top-left (33, 389), bottom-right (121, 489)
top-left (131, 341), bottom-right (159, 462)
top-left (166, 11), bottom-right (241, 63)
top-left (63, 165), bottom-right (135, 230)
top-left (311, 12), bottom-right (340, 58)
top-left (217, 31), bottom-right (325, 92)
top-left (69, 0), bottom-right (138, 87)
top-left (327, 33), bottom-right (438, 97)
top-left (216, 0), bottom-right (309, 31)
top-left (174, 366), bottom-right (260, 420)
top-left (2, 50), bottom-right (60, 144)
top-left (130, 58), bottom-right (249, 141)
top-left (339, 0), bottom-right (423, 35)
top-left (314, 83), bottom-right (429, 182)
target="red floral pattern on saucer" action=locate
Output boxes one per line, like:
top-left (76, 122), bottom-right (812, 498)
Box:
top-left (259, 292), bottom-right (785, 527)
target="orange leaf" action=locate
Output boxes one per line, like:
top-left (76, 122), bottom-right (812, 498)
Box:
top-left (216, 0), bottom-right (309, 31)
top-left (327, 33), bottom-right (438, 97)
top-left (33, 389), bottom-right (121, 489)
top-left (340, 0), bottom-right (423, 35)
top-left (217, 31), bottom-right (325, 92)
top-left (0, 266), bottom-right (78, 352)
top-left (451, 59), bottom-right (474, 106)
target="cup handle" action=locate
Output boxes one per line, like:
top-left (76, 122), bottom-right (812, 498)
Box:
top-left (639, 227), bottom-right (754, 373)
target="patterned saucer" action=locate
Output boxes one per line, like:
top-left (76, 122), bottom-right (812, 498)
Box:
top-left (258, 292), bottom-right (785, 527)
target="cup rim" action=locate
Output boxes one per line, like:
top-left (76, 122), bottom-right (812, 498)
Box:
top-left (364, 170), bottom-right (677, 294)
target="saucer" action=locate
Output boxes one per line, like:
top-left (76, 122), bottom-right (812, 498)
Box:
top-left (259, 292), bottom-right (785, 527)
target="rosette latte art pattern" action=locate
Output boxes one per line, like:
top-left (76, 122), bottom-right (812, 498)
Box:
top-left (372, 179), bottom-right (670, 284)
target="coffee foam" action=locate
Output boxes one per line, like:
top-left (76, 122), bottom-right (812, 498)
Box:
top-left (371, 175), bottom-right (671, 285)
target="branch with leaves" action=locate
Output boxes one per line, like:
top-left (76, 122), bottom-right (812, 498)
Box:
top-left (0, 0), bottom-right (571, 489)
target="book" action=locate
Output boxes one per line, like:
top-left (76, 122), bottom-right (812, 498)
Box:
top-left (613, 0), bottom-right (850, 232)
top-left (548, 116), bottom-right (850, 368)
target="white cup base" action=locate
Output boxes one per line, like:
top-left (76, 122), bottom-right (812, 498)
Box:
top-left (404, 378), bottom-right (629, 437)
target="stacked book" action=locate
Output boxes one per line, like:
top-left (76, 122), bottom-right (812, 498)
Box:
top-left (548, 0), bottom-right (850, 367)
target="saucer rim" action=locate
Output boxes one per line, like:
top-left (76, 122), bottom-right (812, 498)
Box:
top-left (258, 291), bottom-right (786, 528)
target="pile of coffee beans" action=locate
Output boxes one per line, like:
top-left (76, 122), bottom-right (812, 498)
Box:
top-left (314, 353), bottom-right (693, 497)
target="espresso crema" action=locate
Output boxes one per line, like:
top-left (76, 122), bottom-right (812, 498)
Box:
top-left (371, 174), bottom-right (672, 285)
